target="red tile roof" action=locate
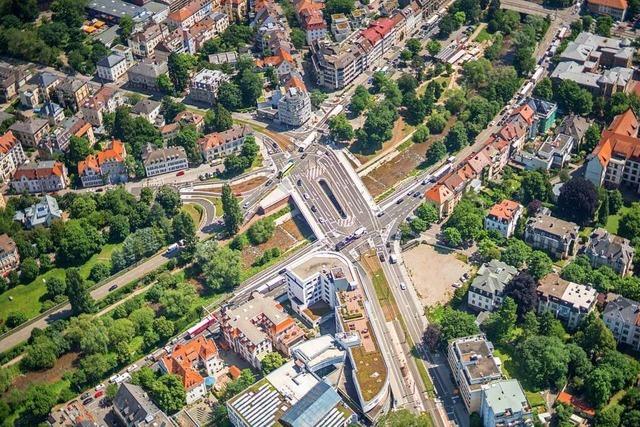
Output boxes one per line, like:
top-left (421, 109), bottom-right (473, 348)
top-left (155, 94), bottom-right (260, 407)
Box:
top-left (587, 0), bottom-right (628, 9)
top-left (488, 199), bottom-right (521, 221)
top-left (425, 183), bottom-right (453, 204)
top-left (78, 140), bottom-right (126, 175)
top-left (592, 109), bottom-right (640, 166)
top-left (14, 161), bottom-right (65, 180)
top-left (0, 131), bottom-right (19, 155)
top-left (161, 336), bottom-right (219, 389)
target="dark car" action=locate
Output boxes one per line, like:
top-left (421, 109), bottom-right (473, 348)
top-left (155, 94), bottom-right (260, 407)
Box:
top-left (396, 197), bottom-right (404, 204)
top-left (82, 397), bottom-right (94, 406)
top-left (311, 205), bottom-right (317, 212)
top-left (297, 179), bottom-right (302, 186)
top-left (108, 284), bottom-right (118, 292)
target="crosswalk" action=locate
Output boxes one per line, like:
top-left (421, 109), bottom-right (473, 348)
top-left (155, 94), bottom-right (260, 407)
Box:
top-left (334, 216), bottom-right (355, 228)
top-left (305, 164), bottom-right (325, 179)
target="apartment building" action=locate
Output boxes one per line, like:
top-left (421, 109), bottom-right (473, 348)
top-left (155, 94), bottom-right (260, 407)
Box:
top-left (275, 82), bottom-right (312, 127)
top-left (167, 0), bottom-right (212, 29)
top-left (220, 293), bottom-right (305, 369)
top-left (159, 336), bottom-right (224, 404)
top-left (131, 99), bottom-right (163, 125)
top-left (536, 273), bottom-right (597, 329)
top-left (484, 199), bottom-right (523, 238)
top-left (256, 48), bottom-right (295, 78)
top-left (9, 118), bottom-right (50, 148)
top-left (524, 212), bottom-right (579, 259)
top-left (448, 335), bottom-right (503, 413)
top-left (198, 124), bottom-right (253, 162)
top-left (467, 260), bottom-right (518, 313)
top-left (480, 379), bottom-right (533, 427)
top-left (285, 251), bottom-right (357, 325)
top-left (142, 144), bottom-right (189, 177)
top-left (331, 13), bottom-right (351, 42)
top-left (189, 69), bottom-right (230, 106)
top-left (113, 383), bottom-right (173, 427)
top-left (603, 294), bottom-right (640, 351)
top-left (587, 0), bottom-right (627, 20)
top-left (585, 228), bottom-right (635, 276)
top-left (78, 139), bottom-right (128, 187)
top-left (128, 22), bottom-right (168, 57)
top-left (0, 131), bottom-right (26, 183)
top-left (81, 86), bottom-right (125, 127)
top-left (55, 78), bottom-right (90, 111)
top-left (97, 54), bottom-right (130, 82)
top-left (127, 59), bottom-right (169, 92)
top-left (586, 109), bottom-right (640, 192)
top-left (11, 160), bottom-right (68, 194)
top-left (0, 61), bottom-right (33, 102)
top-left (13, 195), bottom-right (62, 229)
top-left (0, 234), bottom-right (19, 276)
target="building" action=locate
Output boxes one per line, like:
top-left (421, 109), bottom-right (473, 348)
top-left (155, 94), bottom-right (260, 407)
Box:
top-left (585, 228), bottom-right (635, 276)
top-left (40, 101), bottom-right (65, 126)
top-left (189, 69), bottom-right (230, 106)
top-left (159, 336), bottom-right (224, 404)
top-left (127, 59), bottom-right (169, 91)
top-left (19, 84), bottom-right (41, 109)
top-left (425, 183), bottom-right (456, 219)
top-left (55, 78), bottom-right (90, 111)
top-left (131, 98), bottom-right (163, 125)
top-left (0, 131), bottom-right (26, 183)
top-left (467, 260), bottom-right (518, 313)
top-left (0, 61), bottom-right (33, 102)
top-left (537, 273), bottom-right (597, 329)
top-left (142, 144), bottom-right (189, 177)
top-left (11, 160), bottom-right (68, 194)
top-left (484, 200), bottom-right (523, 238)
top-left (275, 82), bottom-right (312, 127)
top-left (226, 360), bottom-right (353, 427)
top-left (295, 0), bottom-right (327, 45)
top-left (480, 379), bottom-right (532, 427)
top-left (174, 110), bottom-right (204, 132)
top-left (0, 234), bottom-right (19, 276)
top-left (220, 293), bottom-right (305, 369)
top-left (81, 86), bottom-right (125, 127)
top-left (9, 118), bottom-right (50, 147)
top-left (587, 0), bottom-right (627, 20)
top-left (35, 72), bottom-right (61, 100)
top-left (285, 251), bottom-right (357, 325)
top-left (256, 48), bottom-right (295, 78)
top-left (526, 98), bottom-right (557, 137)
top-left (585, 109), bottom-right (640, 191)
top-left (97, 54), bottom-right (130, 82)
top-left (112, 382), bottom-right (173, 427)
top-left (78, 139), bottom-right (128, 187)
top-left (514, 133), bottom-right (575, 171)
top-left (167, 0), bottom-right (212, 29)
top-left (13, 195), bottom-right (62, 228)
top-left (128, 22), bottom-right (168, 57)
top-left (331, 13), bottom-right (351, 42)
top-left (448, 335), bottom-right (503, 413)
top-left (524, 213), bottom-right (579, 259)
top-left (603, 294), bottom-right (640, 351)
top-left (198, 124), bottom-right (253, 162)
top-left (557, 114), bottom-right (590, 152)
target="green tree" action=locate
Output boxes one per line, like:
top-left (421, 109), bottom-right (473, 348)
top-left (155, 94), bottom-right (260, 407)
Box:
top-left (210, 103), bottom-right (233, 132)
top-left (520, 170), bottom-right (551, 204)
top-left (290, 27), bottom-right (305, 49)
top-left (196, 241), bottom-right (242, 290)
top-left (310, 89), bottom-right (328, 109)
top-left (157, 74), bottom-right (174, 95)
top-left (426, 40), bottom-right (441, 56)
top-left (486, 297), bottom-right (517, 343)
top-left (574, 313), bottom-right (617, 361)
top-left (445, 89), bottom-right (467, 114)
top-left (46, 276), bottom-right (66, 297)
top-left (68, 136), bottom-right (93, 171)
top-left (261, 352), bottom-right (286, 374)
top-left (378, 409), bottom-right (434, 426)
top-left (350, 85), bottom-right (372, 115)
top-left (427, 113), bottom-right (447, 134)
top-left (119, 14), bottom-right (134, 39)
top-left (413, 125), bottom-right (431, 144)
top-left (239, 68), bottom-right (264, 107)
top-left (171, 125), bottom-right (201, 164)
top-left (442, 227), bottom-right (463, 247)
top-left (160, 283), bottom-right (196, 319)
top-left (555, 80), bottom-right (593, 116)
top-left (583, 123), bottom-right (601, 153)
top-left (437, 307), bottom-right (480, 345)
top-left (20, 257), bottom-right (39, 283)
top-left (168, 52), bottom-right (196, 93)
top-left (154, 316), bottom-right (175, 341)
top-left (356, 101), bottom-right (397, 153)
top-left (557, 177), bottom-right (599, 225)
top-left (152, 374), bottom-right (187, 414)
top-left (161, 96), bottom-right (186, 122)
top-left (89, 263), bottom-right (110, 283)
top-left (221, 184), bottom-right (242, 235)
top-left (502, 239), bottom-right (533, 269)
top-left (517, 335), bottom-right (569, 390)
top-left (533, 77), bottom-right (553, 101)
top-left (445, 122), bottom-right (468, 152)
top-left (155, 186), bottom-right (182, 217)
top-left (22, 335), bottom-right (59, 370)
top-left (527, 251), bottom-right (552, 280)
top-left (328, 113), bottom-right (354, 142)
top-left (247, 218), bottom-right (275, 245)
top-left (324, 0), bottom-right (355, 18)
top-left (65, 267), bottom-right (95, 315)
top-left (172, 211), bottom-right (196, 243)
top-left (216, 81), bottom-right (242, 111)
top-left (595, 15), bottom-right (613, 37)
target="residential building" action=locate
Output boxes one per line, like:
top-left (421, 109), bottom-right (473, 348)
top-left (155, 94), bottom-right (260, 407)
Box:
top-left (128, 22), bottom-right (168, 57)
top-left (86, 0), bottom-right (153, 24)
top-left (112, 383), bottom-right (173, 427)
top-left (13, 195), bottom-right (62, 228)
top-left (256, 48), bottom-right (295, 78)
top-left (208, 51), bottom-right (238, 65)
top-left (78, 139), bottom-right (128, 187)
top-left (127, 59), bottom-right (169, 91)
top-left (484, 199), bottom-right (523, 238)
top-left (81, 86), bottom-right (125, 127)
top-left (198, 124), bottom-right (253, 162)
top-left (425, 183), bottom-right (456, 219)
top-left (285, 251), bottom-right (357, 325)
top-left (585, 109), bottom-right (640, 191)
top-left (9, 118), bottom-right (50, 147)
top-left (40, 101), bottom-right (65, 126)
top-left (275, 82), bottom-right (312, 127)
top-left (227, 360), bottom-right (353, 427)
top-left (142, 144), bottom-right (189, 177)
top-left (11, 160), bottom-right (68, 194)
top-left (331, 14), bottom-right (351, 42)
top-left (557, 114), bottom-right (590, 152)
top-left (585, 228), bottom-right (635, 276)
top-left (603, 294), bottom-right (640, 351)
top-left (19, 84), bottom-right (41, 109)
top-left (167, 0), bottom-right (212, 29)
top-left (189, 69), bottom-right (230, 106)
top-left (97, 54), bottom-right (130, 82)
top-left (480, 379), bottom-right (532, 427)
top-left (587, 0), bottom-right (627, 20)
top-left (295, 0), bottom-right (327, 44)
top-left (524, 213), bottom-right (579, 259)
top-left (220, 293), bottom-right (305, 369)
top-left (448, 335), bottom-right (503, 413)
top-left (35, 72), bottom-right (61, 100)
top-left (0, 234), bottom-right (19, 275)
top-left (0, 131), bottom-right (26, 183)
top-left (467, 260), bottom-right (518, 312)
top-left (514, 133), bottom-right (575, 171)
top-left (526, 98), bottom-right (557, 137)
top-left (174, 110), bottom-right (204, 132)
top-left (159, 336), bottom-right (224, 404)
top-left (112, 44), bottom-right (133, 65)
top-left (536, 273), bottom-right (597, 329)
top-left (0, 61), bottom-right (33, 102)
top-left (55, 78), bottom-right (90, 111)
top-left (131, 98), bottom-right (163, 125)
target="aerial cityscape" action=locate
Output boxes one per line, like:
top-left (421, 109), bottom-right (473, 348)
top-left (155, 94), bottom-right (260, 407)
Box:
top-left (0, 0), bottom-right (639, 425)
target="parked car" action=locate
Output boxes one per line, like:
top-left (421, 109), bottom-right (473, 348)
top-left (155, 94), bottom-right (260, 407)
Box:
top-left (400, 282), bottom-right (407, 290)
top-left (94, 391), bottom-right (104, 398)
top-left (82, 398), bottom-right (94, 406)
top-left (176, 170), bottom-right (185, 177)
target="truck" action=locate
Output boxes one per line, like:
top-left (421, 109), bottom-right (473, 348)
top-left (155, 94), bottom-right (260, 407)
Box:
top-left (166, 243), bottom-right (180, 254)
top-left (389, 254), bottom-right (398, 264)
top-left (353, 227), bottom-right (367, 238)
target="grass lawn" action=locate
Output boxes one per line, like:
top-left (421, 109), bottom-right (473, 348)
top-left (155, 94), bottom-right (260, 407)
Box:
top-left (605, 206), bottom-right (630, 234)
top-left (475, 28), bottom-right (493, 42)
top-left (0, 243), bottom-right (121, 323)
top-left (182, 203), bottom-right (204, 225)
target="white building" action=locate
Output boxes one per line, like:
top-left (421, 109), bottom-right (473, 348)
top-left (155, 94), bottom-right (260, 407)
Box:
top-left (0, 131), bottom-right (26, 183)
top-left (189, 69), bottom-right (230, 106)
top-left (484, 199), bottom-right (523, 238)
top-left (276, 86), bottom-right (312, 127)
top-left (603, 294), bottom-right (640, 351)
top-left (11, 160), bottom-right (68, 194)
top-left (480, 379), bottom-right (532, 427)
top-left (142, 144), bottom-right (189, 177)
top-left (198, 124), bottom-right (253, 162)
top-left (96, 54), bottom-right (130, 82)
top-left (467, 260), bottom-right (518, 312)
top-left (448, 335), bottom-right (503, 413)
top-left (536, 273), bottom-right (597, 329)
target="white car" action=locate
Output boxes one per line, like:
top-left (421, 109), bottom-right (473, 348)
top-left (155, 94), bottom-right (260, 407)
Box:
top-left (400, 282), bottom-right (407, 290)
top-left (452, 282), bottom-right (462, 288)
top-left (127, 364), bottom-right (138, 373)
top-left (95, 383), bottom-right (105, 391)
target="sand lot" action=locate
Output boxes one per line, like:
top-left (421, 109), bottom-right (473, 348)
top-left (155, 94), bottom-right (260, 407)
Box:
top-left (403, 243), bottom-right (473, 307)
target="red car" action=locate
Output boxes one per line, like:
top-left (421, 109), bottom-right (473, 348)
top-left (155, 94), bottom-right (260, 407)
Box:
top-left (176, 170), bottom-right (185, 176)
top-left (94, 391), bottom-right (104, 398)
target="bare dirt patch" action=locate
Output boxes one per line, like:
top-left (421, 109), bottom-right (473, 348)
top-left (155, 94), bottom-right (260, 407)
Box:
top-left (240, 217), bottom-right (309, 266)
top-left (12, 352), bottom-right (80, 390)
top-left (352, 117), bottom-right (414, 165)
top-left (403, 244), bottom-right (473, 307)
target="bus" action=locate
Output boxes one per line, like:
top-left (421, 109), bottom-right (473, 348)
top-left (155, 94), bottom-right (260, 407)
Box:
top-left (278, 160), bottom-right (295, 178)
